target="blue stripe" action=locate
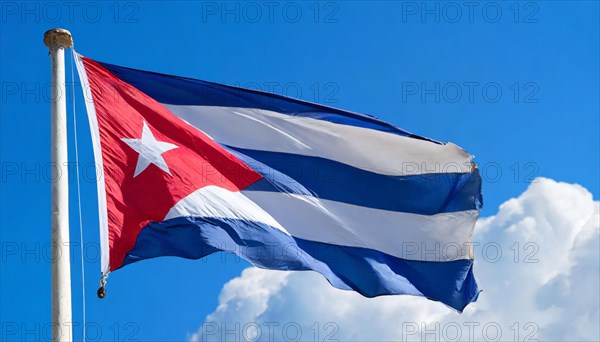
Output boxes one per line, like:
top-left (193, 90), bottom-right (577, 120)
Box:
top-left (97, 60), bottom-right (438, 142)
top-left (226, 146), bottom-right (482, 215)
top-left (123, 216), bottom-right (479, 312)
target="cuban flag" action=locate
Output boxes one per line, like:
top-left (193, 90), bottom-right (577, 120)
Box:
top-left (74, 52), bottom-right (482, 311)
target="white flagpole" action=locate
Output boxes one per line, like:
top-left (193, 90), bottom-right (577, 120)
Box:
top-left (44, 28), bottom-right (74, 342)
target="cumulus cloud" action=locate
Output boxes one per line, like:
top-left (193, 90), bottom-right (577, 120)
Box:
top-left (190, 178), bottom-right (599, 341)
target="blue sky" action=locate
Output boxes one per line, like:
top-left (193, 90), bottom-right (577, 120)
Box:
top-left (1, 1), bottom-right (598, 341)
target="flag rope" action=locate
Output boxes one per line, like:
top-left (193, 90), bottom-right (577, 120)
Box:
top-left (70, 48), bottom-right (87, 342)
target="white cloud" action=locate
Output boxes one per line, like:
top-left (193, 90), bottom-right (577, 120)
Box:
top-left (190, 178), bottom-right (599, 342)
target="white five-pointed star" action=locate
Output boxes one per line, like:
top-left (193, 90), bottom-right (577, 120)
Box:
top-left (121, 121), bottom-right (178, 177)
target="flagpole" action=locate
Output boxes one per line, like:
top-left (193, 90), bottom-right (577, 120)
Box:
top-left (44, 28), bottom-right (74, 342)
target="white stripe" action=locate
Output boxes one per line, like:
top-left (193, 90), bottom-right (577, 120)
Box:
top-left (162, 105), bottom-right (474, 176)
top-left (243, 191), bottom-right (477, 262)
top-left (74, 52), bottom-right (110, 275)
top-left (164, 186), bottom-right (289, 236)
top-left (166, 187), bottom-right (477, 262)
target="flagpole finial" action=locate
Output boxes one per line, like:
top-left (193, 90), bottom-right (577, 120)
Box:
top-left (44, 28), bottom-right (73, 49)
